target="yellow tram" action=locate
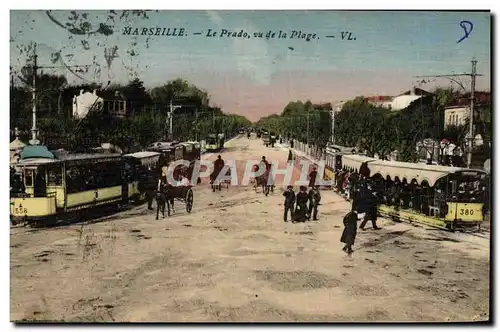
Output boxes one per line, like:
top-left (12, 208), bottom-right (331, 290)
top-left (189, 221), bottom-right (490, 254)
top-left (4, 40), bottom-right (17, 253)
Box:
top-left (338, 154), bottom-right (490, 231)
top-left (123, 151), bottom-right (161, 203)
top-left (10, 146), bottom-right (124, 225)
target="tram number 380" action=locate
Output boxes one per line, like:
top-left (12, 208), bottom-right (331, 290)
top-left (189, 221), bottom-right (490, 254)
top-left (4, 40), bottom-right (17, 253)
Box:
top-left (459, 208), bottom-right (474, 216)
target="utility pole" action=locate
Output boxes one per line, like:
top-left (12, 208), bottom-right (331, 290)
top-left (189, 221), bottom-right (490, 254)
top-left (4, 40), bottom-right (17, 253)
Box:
top-left (306, 110), bottom-right (309, 146)
top-left (468, 59), bottom-right (477, 169)
top-left (29, 44), bottom-right (39, 146)
top-left (20, 43), bottom-right (91, 146)
top-left (330, 109), bottom-right (335, 145)
top-left (168, 99), bottom-right (182, 140)
top-left (413, 58), bottom-right (482, 168)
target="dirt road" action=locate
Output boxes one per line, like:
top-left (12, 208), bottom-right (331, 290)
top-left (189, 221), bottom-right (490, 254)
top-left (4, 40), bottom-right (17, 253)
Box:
top-left (10, 136), bottom-right (490, 322)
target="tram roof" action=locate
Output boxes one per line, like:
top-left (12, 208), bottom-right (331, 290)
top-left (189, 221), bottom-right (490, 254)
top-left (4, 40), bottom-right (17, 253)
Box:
top-left (54, 152), bottom-right (123, 161)
top-left (342, 155), bottom-right (376, 171)
top-left (17, 158), bottom-right (60, 166)
top-left (366, 159), bottom-right (488, 186)
top-left (124, 151), bottom-right (161, 159)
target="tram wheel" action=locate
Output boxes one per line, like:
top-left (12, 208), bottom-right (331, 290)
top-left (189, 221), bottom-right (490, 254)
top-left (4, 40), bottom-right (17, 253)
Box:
top-left (185, 189), bottom-right (193, 213)
top-left (449, 220), bottom-right (457, 232)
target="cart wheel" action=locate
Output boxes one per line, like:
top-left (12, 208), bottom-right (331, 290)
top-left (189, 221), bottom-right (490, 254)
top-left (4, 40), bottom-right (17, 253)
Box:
top-left (185, 188), bottom-right (193, 213)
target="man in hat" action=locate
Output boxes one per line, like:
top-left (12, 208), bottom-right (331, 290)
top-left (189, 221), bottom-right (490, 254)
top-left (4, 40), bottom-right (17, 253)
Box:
top-left (282, 185), bottom-right (295, 222)
top-left (341, 203), bottom-right (359, 255)
top-left (308, 185), bottom-right (321, 221)
top-left (308, 166), bottom-right (318, 188)
top-left (359, 182), bottom-right (381, 230)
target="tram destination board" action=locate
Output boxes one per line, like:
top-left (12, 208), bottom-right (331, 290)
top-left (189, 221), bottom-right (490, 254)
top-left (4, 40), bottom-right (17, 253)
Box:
top-left (44, 136), bottom-right (102, 150)
top-left (63, 154), bottom-right (123, 167)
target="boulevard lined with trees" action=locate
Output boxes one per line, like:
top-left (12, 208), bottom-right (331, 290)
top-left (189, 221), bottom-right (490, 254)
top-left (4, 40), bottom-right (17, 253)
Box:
top-left (10, 72), bottom-right (251, 152)
top-left (256, 88), bottom-right (491, 165)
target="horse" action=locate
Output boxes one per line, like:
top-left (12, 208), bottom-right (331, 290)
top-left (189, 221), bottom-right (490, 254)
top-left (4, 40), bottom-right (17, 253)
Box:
top-left (253, 164), bottom-right (274, 196)
top-left (210, 170), bottom-right (222, 192)
top-left (155, 180), bottom-right (173, 219)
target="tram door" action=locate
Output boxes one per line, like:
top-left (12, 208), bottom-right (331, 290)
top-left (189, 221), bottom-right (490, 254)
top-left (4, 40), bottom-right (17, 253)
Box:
top-left (31, 166), bottom-right (47, 198)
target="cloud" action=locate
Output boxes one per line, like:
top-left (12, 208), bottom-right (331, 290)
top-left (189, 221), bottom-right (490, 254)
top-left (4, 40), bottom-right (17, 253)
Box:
top-left (206, 11), bottom-right (223, 26)
top-left (204, 11), bottom-right (273, 86)
top-left (231, 19), bottom-right (273, 85)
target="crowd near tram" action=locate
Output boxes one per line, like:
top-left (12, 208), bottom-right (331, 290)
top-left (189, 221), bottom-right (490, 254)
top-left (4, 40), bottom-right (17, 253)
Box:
top-left (323, 150), bottom-right (490, 232)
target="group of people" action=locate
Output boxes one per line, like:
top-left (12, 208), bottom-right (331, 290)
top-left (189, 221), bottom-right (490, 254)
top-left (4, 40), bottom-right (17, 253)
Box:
top-left (282, 185), bottom-right (321, 223)
top-left (340, 178), bottom-right (383, 255)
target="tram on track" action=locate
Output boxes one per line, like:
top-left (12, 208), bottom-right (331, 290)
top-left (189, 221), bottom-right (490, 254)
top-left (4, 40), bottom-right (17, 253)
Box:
top-left (10, 150), bottom-right (124, 225)
top-left (10, 141), bottom-right (202, 226)
top-left (335, 154), bottom-right (490, 231)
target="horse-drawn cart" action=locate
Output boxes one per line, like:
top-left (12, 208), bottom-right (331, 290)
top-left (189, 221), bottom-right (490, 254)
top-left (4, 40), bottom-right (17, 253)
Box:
top-left (169, 185), bottom-right (194, 213)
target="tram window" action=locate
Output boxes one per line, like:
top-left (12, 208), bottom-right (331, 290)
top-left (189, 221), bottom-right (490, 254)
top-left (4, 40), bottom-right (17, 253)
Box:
top-left (93, 161), bottom-right (122, 188)
top-left (24, 169), bottom-right (34, 187)
top-left (66, 166), bottom-right (83, 193)
top-left (47, 164), bottom-right (63, 186)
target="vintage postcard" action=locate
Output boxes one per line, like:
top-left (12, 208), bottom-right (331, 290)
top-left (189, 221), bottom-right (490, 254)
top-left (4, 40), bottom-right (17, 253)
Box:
top-left (9, 10), bottom-right (491, 323)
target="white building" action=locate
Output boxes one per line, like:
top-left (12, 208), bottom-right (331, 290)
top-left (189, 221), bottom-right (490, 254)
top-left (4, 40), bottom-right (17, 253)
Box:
top-left (366, 87), bottom-right (432, 111)
top-left (333, 101), bottom-right (347, 113)
top-left (72, 90), bottom-right (104, 119)
top-left (444, 106), bottom-right (469, 128)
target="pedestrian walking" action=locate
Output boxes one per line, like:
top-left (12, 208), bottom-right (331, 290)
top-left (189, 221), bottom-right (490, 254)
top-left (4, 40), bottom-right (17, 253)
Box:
top-left (359, 182), bottom-right (381, 230)
top-left (341, 204), bottom-right (359, 255)
top-left (283, 185), bottom-right (295, 222)
top-left (308, 166), bottom-right (318, 188)
top-left (308, 186), bottom-right (321, 220)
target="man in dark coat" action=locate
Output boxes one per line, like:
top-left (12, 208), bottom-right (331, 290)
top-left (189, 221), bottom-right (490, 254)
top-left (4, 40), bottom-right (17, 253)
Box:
top-left (212, 155), bottom-right (225, 192)
top-left (308, 186), bottom-right (321, 221)
top-left (341, 203), bottom-right (358, 255)
top-left (287, 150), bottom-right (293, 164)
top-left (282, 185), bottom-right (295, 222)
top-left (359, 183), bottom-right (381, 230)
top-left (308, 166), bottom-right (318, 188)
top-left (294, 186), bottom-right (309, 222)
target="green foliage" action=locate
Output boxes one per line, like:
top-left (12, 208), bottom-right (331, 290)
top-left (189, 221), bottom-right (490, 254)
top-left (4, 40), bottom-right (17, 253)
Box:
top-left (257, 88), bottom-right (491, 163)
top-left (257, 100), bottom-right (331, 148)
top-left (10, 75), bottom-right (251, 150)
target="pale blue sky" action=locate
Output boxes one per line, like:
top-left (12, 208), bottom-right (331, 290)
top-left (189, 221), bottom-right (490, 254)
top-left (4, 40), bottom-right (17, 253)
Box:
top-left (10, 10), bottom-right (491, 118)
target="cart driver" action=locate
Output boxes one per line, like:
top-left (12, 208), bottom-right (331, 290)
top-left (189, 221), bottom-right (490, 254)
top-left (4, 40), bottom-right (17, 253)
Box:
top-left (260, 156), bottom-right (270, 172)
top-left (175, 173), bottom-right (190, 187)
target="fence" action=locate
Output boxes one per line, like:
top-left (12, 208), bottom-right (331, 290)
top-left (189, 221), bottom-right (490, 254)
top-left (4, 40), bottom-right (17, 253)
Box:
top-left (293, 140), bottom-right (325, 161)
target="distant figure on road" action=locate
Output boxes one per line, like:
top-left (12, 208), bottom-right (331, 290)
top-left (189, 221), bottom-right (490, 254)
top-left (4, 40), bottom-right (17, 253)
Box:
top-left (308, 166), bottom-right (318, 188)
top-left (212, 155), bottom-right (225, 192)
top-left (294, 186), bottom-right (309, 222)
top-left (287, 150), bottom-right (293, 164)
top-left (283, 185), bottom-right (296, 222)
top-left (290, 139), bottom-right (294, 149)
top-left (341, 204), bottom-right (359, 255)
top-left (260, 156), bottom-right (270, 172)
top-left (247, 131), bottom-right (251, 139)
top-left (308, 186), bottom-right (321, 221)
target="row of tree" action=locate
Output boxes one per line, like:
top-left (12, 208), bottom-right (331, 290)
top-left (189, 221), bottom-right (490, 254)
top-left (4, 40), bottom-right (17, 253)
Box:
top-left (256, 88), bottom-right (491, 164)
top-left (10, 71), bottom-right (252, 152)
